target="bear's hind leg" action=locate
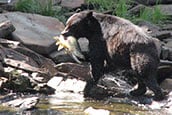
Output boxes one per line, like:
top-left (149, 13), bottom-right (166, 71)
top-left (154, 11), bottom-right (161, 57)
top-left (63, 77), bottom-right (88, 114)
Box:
top-left (130, 53), bottom-right (165, 101)
top-left (130, 81), bottom-right (147, 96)
top-left (143, 74), bottom-right (165, 101)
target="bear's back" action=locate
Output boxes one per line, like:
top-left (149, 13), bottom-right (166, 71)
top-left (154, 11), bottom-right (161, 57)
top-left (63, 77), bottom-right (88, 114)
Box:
top-left (93, 12), bottom-right (154, 45)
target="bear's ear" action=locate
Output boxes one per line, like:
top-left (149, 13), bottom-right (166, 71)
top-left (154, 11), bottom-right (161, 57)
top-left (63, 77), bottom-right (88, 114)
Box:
top-left (86, 11), bottom-right (93, 18)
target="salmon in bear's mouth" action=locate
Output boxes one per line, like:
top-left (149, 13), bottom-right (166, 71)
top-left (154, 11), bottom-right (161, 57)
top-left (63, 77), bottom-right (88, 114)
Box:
top-left (54, 35), bottom-right (85, 64)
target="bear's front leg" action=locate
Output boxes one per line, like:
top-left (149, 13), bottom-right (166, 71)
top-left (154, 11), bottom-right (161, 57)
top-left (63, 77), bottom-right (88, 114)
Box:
top-left (83, 45), bottom-right (105, 98)
top-left (83, 57), bottom-right (105, 98)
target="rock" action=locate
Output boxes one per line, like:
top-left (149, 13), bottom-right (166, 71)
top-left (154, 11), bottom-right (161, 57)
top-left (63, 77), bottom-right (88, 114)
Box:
top-left (160, 46), bottom-right (172, 61)
top-left (162, 37), bottom-right (172, 43)
top-left (48, 76), bottom-right (86, 93)
top-left (151, 31), bottom-right (171, 40)
top-left (165, 41), bottom-right (172, 48)
top-left (47, 76), bottom-right (63, 90)
top-left (55, 62), bottom-right (91, 81)
top-left (49, 50), bottom-right (75, 63)
top-left (133, 0), bottom-right (172, 5)
top-left (129, 4), bottom-right (146, 15)
top-left (161, 79), bottom-right (172, 91)
top-left (2, 96), bottom-right (39, 110)
top-left (0, 12), bottom-right (65, 54)
top-left (162, 24), bottom-right (172, 31)
top-left (84, 107), bottom-right (110, 115)
top-left (137, 21), bottom-right (160, 34)
top-left (158, 4), bottom-right (172, 17)
top-left (0, 20), bottom-right (15, 38)
top-left (78, 37), bottom-right (89, 52)
top-left (0, 39), bottom-right (58, 93)
top-left (0, 77), bottom-right (8, 87)
top-left (0, 0), bottom-right (12, 4)
top-left (60, 0), bottom-right (85, 9)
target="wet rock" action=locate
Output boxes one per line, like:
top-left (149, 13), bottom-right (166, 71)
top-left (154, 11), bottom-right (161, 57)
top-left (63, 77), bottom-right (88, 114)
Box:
top-left (84, 107), bottom-right (110, 115)
top-left (2, 96), bottom-right (39, 110)
top-left (0, 12), bottom-right (64, 54)
top-left (60, 0), bottom-right (85, 9)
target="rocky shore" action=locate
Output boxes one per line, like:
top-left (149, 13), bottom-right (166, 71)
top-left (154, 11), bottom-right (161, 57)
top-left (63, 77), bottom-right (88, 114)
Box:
top-left (0, 0), bottom-right (172, 114)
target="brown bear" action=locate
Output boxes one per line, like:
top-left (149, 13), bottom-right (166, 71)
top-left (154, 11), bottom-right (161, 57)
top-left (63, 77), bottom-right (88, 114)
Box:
top-left (59, 11), bottom-right (165, 101)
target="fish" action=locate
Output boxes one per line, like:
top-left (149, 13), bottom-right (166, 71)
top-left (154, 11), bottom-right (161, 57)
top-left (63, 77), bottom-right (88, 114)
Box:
top-left (54, 35), bottom-right (85, 64)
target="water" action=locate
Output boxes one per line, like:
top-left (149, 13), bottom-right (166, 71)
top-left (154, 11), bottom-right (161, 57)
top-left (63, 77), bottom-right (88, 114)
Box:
top-left (0, 94), bottom-right (158, 115)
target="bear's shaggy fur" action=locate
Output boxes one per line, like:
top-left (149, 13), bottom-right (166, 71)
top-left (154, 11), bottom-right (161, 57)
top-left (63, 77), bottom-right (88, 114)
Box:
top-left (61, 11), bottom-right (165, 100)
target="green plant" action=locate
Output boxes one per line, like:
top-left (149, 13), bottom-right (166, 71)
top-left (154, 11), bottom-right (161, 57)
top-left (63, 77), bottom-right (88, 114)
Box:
top-left (15, 0), bottom-right (53, 16)
top-left (152, 5), bottom-right (167, 24)
top-left (15, 0), bottom-right (69, 23)
top-left (137, 5), bottom-right (167, 24)
top-left (86, 0), bottom-right (115, 12)
top-left (138, 7), bottom-right (152, 22)
top-left (115, 0), bottom-right (129, 18)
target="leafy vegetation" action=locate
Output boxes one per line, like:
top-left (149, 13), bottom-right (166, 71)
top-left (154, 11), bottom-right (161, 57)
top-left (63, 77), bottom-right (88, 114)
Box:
top-left (15, 0), bottom-right (68, 23)
top-left (86, 0), bottom-right (167, 24)
top-left (115, 0), bottom-right (130, 18)
top-left (135, 5), bottom-right (168, 24)
top-left (86, 0), bottom-right (115, 12)
top-left (15, 0), bottom-right (167, 24)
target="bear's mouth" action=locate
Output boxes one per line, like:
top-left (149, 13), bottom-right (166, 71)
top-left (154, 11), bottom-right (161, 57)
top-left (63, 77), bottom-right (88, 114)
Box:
top-left (54, 35), bottom-right (85, 64)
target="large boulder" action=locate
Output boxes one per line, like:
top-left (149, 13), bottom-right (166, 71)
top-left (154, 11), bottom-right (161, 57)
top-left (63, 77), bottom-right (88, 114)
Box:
top-left (0, 12), bottom-right (64, 54)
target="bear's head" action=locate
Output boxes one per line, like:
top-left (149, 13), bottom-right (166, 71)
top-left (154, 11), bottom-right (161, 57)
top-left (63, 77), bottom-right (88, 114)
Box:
top-left (55, 11), bottom-right (102, 63)
top-left (61, 11), bottom-right (101, 40)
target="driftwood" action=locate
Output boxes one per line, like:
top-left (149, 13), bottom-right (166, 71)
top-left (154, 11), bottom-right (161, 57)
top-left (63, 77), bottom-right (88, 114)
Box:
top-left (0, 20), bottom-right (15, 38)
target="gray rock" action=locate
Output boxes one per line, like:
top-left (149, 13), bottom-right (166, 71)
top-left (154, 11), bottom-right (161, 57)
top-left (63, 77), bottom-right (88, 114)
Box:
top-left (158, 4), bottom-right (172, 17)
top-left (49, 50), bottom-right (75, 63)
top-left (162, 24), bottom-right (172, 31)
top-left (162, 37), bottom-right (172, 43)
top-left (165, 41), bottom-right (172, 48)
top-left (48, 77), bottom-right (86, 93)
top-left (137, 21), bottom-right (160, 34)
top-left (84, 107), bottom-right (110, 115)
top-left (0, 20), bottom-right (15, 38)
top-left (151, 31), bottom-right (171, 40)
top-left (134, 0), bottom-right (172, 5)
top-left (161, 78), bottom-right (172, 91)
top-left (0, 12), bottom-right (65, 54)
top-left (129, 4), bottom-right (146, 15)
top-left (60, 0), bottom-right (85, 9)
top-left (3, 96), bottom-right (39, 110)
